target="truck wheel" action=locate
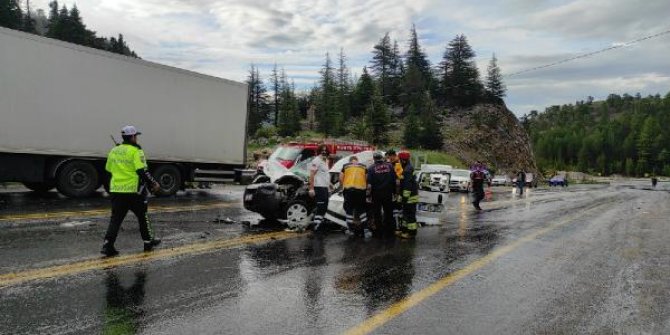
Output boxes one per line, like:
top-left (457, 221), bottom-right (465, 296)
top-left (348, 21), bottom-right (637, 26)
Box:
top-left (153, 165), bottom-right (181, 196)
top-left (23, 182), bottom-right (56, 193)
top-left (56, 161), bottom-right (99, 198)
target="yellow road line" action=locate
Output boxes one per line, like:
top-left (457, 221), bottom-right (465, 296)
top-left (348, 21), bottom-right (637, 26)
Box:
top-left (0, 230), bottom-right (299, 288)
top-left (344, 205), bottom-right (603, 335)
top-left (0, 201), bottom-right (235, 222)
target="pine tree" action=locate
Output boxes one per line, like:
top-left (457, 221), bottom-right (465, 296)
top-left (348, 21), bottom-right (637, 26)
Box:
top-left (370, 33), bottom-right (393, 104)
top-left (66, 5), bottom-right (87, 45)
top-left (246, 65), bottom-right (269, 136)
top-left (336, 48), bottom-right (352, 122)
top-left (20, 0), bottom-right (37, 34)
top-left (406, 24), bottom-right (431, 80)
top-left (352, 67), bottom-right (374, 118)
top-left (365, 93), bottom-right (389, 145)
top-left (270, 64), bottom-right (280, 127)
top-left (47, 0), bottom-right (58, 24)
top-left (403, 24), bottom-right (431, 110)
top-left (317, 53), bottom-right (341, 136)
top-left (440, 34), bottom-right (483, 107)
top-left (485, 53), bottom-right (506, 101)
top-left (389, 39), bottom-right (404, 106)
top-left (403, 107), bottom-right (421, 148)
top-left (0, 0), bottom-right (23, 29)
top-left (278, 69), bottom-right (297, 137)
top-left (418, 94), bottom-right (443, 149)
top-left (51, 4), bottom-right (68, 39)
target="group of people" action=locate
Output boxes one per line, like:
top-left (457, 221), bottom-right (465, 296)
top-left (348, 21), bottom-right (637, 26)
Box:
top-left (469, 163), bottom-right (530, 211)
top-left (308, 145), bottom-right (419, 239)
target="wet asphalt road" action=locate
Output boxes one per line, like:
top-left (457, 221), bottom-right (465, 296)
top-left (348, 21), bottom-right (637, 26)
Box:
top-left (1, 181), bottom-right (669, 334)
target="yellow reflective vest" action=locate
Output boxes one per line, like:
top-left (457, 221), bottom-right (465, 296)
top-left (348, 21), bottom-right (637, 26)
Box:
top-left (341, 162), bottom-right (367, 190)
top-left (105, 144), bottom-right (147, 193)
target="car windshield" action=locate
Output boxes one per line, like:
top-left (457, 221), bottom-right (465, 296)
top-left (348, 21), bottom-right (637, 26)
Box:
top-left (270, 146), bottom-right (302, 161)
top-left (290, 159), bottom-right (312, 180)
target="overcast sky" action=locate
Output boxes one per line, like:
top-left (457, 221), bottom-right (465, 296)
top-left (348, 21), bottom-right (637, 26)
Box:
top-left (31, 0), bottom-right (670, 116)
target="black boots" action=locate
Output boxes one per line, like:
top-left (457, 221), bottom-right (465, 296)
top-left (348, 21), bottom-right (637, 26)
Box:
top-left (143, 239), bottom-right (162, 252)
top-left (101, 241), bottom-right (119, 257)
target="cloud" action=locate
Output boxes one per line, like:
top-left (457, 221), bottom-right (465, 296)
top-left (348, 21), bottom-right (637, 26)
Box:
top-left (528, 0), bottom-right (670, 40)
top-left (27, 0), bottom-right (670, 116)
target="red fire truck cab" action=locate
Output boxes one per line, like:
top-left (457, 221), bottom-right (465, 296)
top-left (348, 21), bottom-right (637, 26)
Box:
top-left (270, 141), bottom-right (375, 169)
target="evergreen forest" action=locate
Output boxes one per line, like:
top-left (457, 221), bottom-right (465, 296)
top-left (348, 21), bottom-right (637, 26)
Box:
top-left (246, 26), bottom-right (506, 149)
top-left (523, 93), bottom-right (670, 176)
top-left (0, 0), bottom-right (138, 57)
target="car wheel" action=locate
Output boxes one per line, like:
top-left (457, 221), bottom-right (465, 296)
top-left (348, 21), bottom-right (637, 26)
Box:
top-left (284, 201), bottom-right (310, 224)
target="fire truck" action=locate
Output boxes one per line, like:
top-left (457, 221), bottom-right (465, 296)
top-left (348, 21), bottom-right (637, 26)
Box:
top-left (270, 141), bottom-right (375, 169)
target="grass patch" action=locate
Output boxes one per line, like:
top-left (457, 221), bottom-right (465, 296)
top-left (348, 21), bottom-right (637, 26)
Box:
top-left (410, 150), bottom-right (465, 169)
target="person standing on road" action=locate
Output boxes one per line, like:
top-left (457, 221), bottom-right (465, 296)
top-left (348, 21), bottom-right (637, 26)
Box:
top-left (367, 152), bottom-right (397, 237)
top-left (470, 162), bottom-right (486, 210)
top-left (340, 156), bottom-right (370, 238)
top-left (309, 144), bottom-right (332, 232)
top-left (101, 126), bottom-right (162, 257)
top-left (385, 149), bottom-right (404, 231)
top-left (516, 169), bottom-right (526, 196)
top-left (652, 176), bottom-right (658, 188)
top-left (397, 151), bottom-right (419, 239)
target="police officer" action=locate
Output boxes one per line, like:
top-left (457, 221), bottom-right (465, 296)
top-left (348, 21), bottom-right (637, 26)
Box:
top-left (340, 156), bottom-right (370, 238)
top-left (397, 151), bottom-right (419, 239)
top-left (101, 126), bottom-right (162, 257)
top-left (367, 152), bottom-right (396, 237)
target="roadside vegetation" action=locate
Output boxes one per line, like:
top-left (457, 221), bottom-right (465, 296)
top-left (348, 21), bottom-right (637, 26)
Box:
top-left (0, 0), bottom-right (138, 57)
top-left (246, 26), bottom-right (507, 152)
top-left (523, 92), bottom-right (670, 177)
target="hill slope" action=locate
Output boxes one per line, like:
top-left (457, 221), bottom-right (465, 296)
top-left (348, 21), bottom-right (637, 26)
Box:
top-left (442, 103), bottom-right (537, 174)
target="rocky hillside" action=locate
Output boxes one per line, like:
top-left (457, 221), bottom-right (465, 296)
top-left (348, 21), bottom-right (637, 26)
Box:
top-left (442, 103), bottom-right (538, 175)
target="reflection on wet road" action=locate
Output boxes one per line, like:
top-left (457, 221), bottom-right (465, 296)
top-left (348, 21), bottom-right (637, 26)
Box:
top-left (1, 182), bottom-right (669, 334)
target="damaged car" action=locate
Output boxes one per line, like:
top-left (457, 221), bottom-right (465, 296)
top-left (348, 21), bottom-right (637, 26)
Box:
top-left (243, 151), bottom-right (448, 228)
top-left (243, 159), bottom-right (316, 224)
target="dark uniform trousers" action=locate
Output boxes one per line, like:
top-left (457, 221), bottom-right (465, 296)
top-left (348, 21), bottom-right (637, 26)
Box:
top-left (371, 190), bottom-right (395, 236)
top-left (343, 188), bottom-right (367, 231)
top-left (104, 193), bottom-right (154, 244)
top-left (313, 187), bottom-right (330, 226)
top-left (472, 180), bottom-right (485, 207)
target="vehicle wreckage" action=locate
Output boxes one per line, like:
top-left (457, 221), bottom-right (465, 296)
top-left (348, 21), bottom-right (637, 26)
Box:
top-left (243, 150), bottom-right (450, 229)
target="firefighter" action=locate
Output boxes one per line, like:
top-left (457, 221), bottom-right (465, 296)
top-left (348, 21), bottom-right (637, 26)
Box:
top-left (385, 149), bottom-right (404, 231)
top-left (397, 151), bottom-right (419, 239)
top-left (101, 125), bottom-right (162, 257)
top-left (308, 144), bottom-right (332, 232)
top-left (367, 152), bottom-right (396, 237)
top-left (340, 156), bottom-right (371, 238)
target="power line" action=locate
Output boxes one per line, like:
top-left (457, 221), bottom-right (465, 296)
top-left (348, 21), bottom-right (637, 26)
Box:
top-left (504, 28), bottom-right (670, 78)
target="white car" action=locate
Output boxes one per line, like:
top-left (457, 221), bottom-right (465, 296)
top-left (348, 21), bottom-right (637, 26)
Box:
top-left (491, 175), bottom-right (509, 186)
top-left (325, 152), bottom-right (448, 228)
top-left (448, 169), bottom-right (471, 192)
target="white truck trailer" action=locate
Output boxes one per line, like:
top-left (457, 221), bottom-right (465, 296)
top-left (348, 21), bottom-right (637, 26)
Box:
top-left (0, 27), bottom-right (248, 197)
